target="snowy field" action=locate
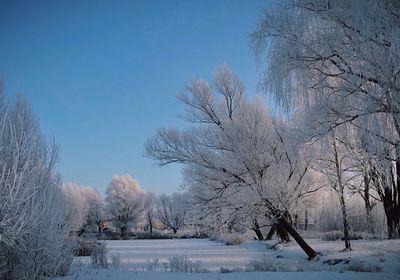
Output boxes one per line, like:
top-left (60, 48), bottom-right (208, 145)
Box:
top-left (58, 238), bottom-right (400, 280)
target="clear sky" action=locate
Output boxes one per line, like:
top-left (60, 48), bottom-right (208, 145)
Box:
top-left (0, 0), bottom-right (268, 195)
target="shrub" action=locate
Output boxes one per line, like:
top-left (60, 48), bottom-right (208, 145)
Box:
top-left (167, 256), bottom-right (207, 273)
top-left (134, 231), bottom-right (173, 240)
top-left (347, 261), bottom-right (382, 272)
top-left (246, 257), bottom-right (275, 272)
top-left (90, 242), bottom-right (108, 268)
top-left (146, 259), bottom-right (161, 272)
top-left (209, 231), bottom-right (246, 245)
top-left (246, 257), bottom-right (314, 272)
top-left (74, 239), bottom-right (96, 256)
top-left (321, 231), bottom-right (342, 241)
top-left (110, 254), bottom-right (122, 269)
top-left (220, 267), bottom-right (244, 273)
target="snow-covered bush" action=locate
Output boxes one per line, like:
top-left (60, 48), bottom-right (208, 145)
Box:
top-left (110, 254), bottom-right (122, 269)
top-left (0, 93), bottom-right (74, 279)
top-left (74, 239), bottom-right (96, 256)
top-left (168, 256), bottom-right (206, 273)
top-left (347, 260), bottom-right (382, 273)
top-left (90, 242), bottom-right (108, 268)
top-left (246, 257), bottom-right (314, 272)
top-left (321, 231), bottom-right (343, 241)
top-left (209, 231), bottom-right (247, 245)
top-left (220, 232), bottom-right (247, 245)
top-left (146, 259), bottom-right (161, 272)
top-left (246, 257), bottom-right (275, 272)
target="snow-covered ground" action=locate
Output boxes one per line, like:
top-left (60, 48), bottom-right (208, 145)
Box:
top-left (58, 238), bottom-right (400, 280)
top-left (106, 239), bottom-right (266, 270)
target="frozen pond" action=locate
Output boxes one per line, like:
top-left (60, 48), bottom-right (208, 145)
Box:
top-left (105, 239), bottom-right (267, 271)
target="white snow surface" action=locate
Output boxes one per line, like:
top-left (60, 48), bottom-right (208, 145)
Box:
top-left (58, 238), bottom-right (400, 280)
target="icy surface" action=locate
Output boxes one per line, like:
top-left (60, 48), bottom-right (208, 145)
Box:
top-left (59, 238), bottom-right (400, 279)
top-left (105, 238), bottom-right (266, 270)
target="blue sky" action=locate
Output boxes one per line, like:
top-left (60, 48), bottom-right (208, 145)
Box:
top-left (0, 0), bottom-right (268, 195)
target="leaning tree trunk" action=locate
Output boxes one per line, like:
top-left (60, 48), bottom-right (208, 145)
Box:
top-left (264, 212), bottom-right (316, 258)
top-left (265, 222), bottom-right (290, 242)
top-left (277, 211), bottom-right (291, 243)
top-left (277, 217), bottom-right (317, 259)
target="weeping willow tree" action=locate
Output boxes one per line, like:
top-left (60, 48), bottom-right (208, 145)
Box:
top-left (252, 0), bottom-right (400, 239)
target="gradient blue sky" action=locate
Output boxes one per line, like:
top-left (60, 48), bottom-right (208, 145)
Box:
top-left (0, 0), bottom-right (268, 195)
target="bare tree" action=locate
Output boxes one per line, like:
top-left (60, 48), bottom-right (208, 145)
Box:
top-left (314, 129), bottom-right (358, 250)
top-left (143, 192), bottom-right (157, 234)
top-left (156, 193), bottom-right (186, 234)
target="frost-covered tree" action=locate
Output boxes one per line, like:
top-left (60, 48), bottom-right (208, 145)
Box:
top-left (143, 192), bottom-right (157, 234)
top-left (314, 128), bottom-right (359, 250)
top-left (0, 92), bottom-right (73, 279)
top-left (82, 187), bottom-right (104, 235)
top-left (252, 0), bottom-right (400, 238)
top-left (156, 193), bottom-right (187, 234)
top-left (62, 183), bottom-right (89, 233)
top-left (62, 183), bottom-right (104, 235)
top-left (105, 175), bottom-right (145, 236)
top-left (145, 65), bottom-right (319, 258)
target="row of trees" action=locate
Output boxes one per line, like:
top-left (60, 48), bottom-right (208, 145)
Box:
top-left (65, 175), bottom-right (188, 237)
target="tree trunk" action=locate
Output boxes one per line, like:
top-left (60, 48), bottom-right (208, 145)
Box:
top-left (386, 205), bottom-right (400, 239)
top-left (363, 170), bottom-right (374, 234)
top-left (266, 223), bottom-right (277, 240)
top-left (304, 208), bottom-right (308, 230)
top-left (265, 216), bottom-right (290, 243)
top-left (277, 220), bottom-right (290, 243)
top-left (294, 214), bottom-right (299, 229)
top-left (332, 131), bottom-right (352, 251)
top-left (339, 190), bottom-right (352, 250)
top-left (372, 160), bottom-right (400, 239)
top-left (121, 227), bottom-right (127, 237)
top-left (97, 223), bottom-right (102, 238)
top-left (252, 219), bottom-right (264, 240)
top-left (277, 217), bottom-right (317, 259)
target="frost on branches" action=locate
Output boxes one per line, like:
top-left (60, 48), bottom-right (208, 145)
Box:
top-left (252, 0), bottom-right (400, 239)
top-left (105, 175), bottom-right (145, 236)
top-left (0, 92), bottom-right (74, 279)
top-left (145, 65), bottom-right (319, 258)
